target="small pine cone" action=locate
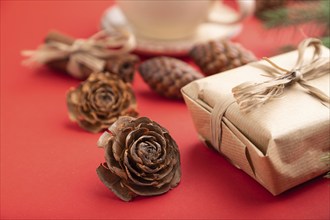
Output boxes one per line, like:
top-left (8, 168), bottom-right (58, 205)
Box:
top-left (139, 56), bottom-right (203, 99)
top-left (189, 40), bottom-right (257, 76)
top-left (66, 72), bottom-right (138, 133)
top-left (105, 54), bottom-right (139, 83)
top-left (255, 0), bottom-right (287, 18)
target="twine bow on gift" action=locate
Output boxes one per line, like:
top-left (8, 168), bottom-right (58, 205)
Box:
top-left (21, 29), bottom-right (136, 79)
top-left (232, 38), bottom-right (330, 112)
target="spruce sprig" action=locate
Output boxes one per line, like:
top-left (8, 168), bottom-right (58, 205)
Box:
top-left (321, 152), bottom-right (330, 178)
top-left (260, 0), bottom-right (330, 47)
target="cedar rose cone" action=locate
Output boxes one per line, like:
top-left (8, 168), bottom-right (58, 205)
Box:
top-left (66, 72), bottom-right (138, 133)
top-left (96, 116), bottom-right (181, 201)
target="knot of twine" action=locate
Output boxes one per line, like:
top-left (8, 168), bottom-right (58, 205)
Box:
top-left (232, 38), bottom-right (330, 113)
top-left (21, 29), bottom-right (136, 79)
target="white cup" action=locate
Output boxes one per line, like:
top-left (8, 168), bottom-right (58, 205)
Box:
top-left (116, 0), bottom-right (255, 40)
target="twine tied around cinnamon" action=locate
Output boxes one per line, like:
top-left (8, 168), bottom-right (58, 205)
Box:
top-left (232, 38), bottom-right (330, 113)
top-left (21, 29), bottom-right (136, 79)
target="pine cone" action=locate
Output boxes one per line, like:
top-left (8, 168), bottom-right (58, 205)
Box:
top-left (97, 116), bottom-right (181, 201)
top-left (139, 56), bottom-right (203, 99)
top-left (105, 54), bottom-right (139, 83)
top-left (255, 0), bottom-right (287, 18)
top-left (189, 40), bottom-right (257, 76)
top-left (66, 72), bottom-right (138, 133)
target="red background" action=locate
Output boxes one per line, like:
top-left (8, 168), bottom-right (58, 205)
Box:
top-left (1, 1), bottom-right (329, 219)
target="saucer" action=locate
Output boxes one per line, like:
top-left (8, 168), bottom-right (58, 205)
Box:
top-left (101, 4), bottom-right (242, 56)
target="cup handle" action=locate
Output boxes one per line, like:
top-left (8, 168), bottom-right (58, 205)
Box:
top-left (207, 0), bottom-right (255, 25)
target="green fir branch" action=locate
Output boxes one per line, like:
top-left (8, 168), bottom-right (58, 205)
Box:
top-left (261, 0), bottom-right (330, 28)
top-left (321, 36), bottom-right (330, 48)
top-left (260, 0), bottom-right (330, 50)
top-left (321, 152), bottom-right (330, 178)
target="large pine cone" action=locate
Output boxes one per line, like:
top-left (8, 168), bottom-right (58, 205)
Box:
top-left (97, 116), bottom-right (181, 201)
top-left (139, 56), bottom-right (203, 99)
top-left (189, 40), bottom-right (257, 76)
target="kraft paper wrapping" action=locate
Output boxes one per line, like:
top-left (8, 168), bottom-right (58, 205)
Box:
top-left (182, 46), bottom-right (330, 195)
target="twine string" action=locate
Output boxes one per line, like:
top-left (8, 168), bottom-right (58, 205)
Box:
top-left (21, 29), bottom-right (136, 78)
top-left (232, 38), bottom-right (330, 112)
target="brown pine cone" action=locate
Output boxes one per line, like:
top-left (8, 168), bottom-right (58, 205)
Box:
top-left (189, 40), bottom-right (257, 76)
top-left (96, 116), bottom-right (181, 201)
top-left (66, 72), bottom-right (138, 133)
top-left (105, 54), bottom-right (139, 83)
top-left (255, 0), bottom-right (287, 18)
top-left (139, 56), bottom-right (203, 99)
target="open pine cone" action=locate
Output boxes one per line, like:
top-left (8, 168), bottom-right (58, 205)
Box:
top-left (97, 116), bottom-right (181, 201)
top-left (66, 72), bottom-right (138, 133)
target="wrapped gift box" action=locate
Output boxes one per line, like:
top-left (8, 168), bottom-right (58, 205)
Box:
top-left (182, 42), bottom-right (330, 195)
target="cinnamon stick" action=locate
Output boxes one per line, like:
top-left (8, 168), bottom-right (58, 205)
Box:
top-left (44, 31), bottom-right (139, 82)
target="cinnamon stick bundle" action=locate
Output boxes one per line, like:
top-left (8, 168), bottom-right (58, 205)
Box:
top-left (42, 31), bottom-right (139, 82)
